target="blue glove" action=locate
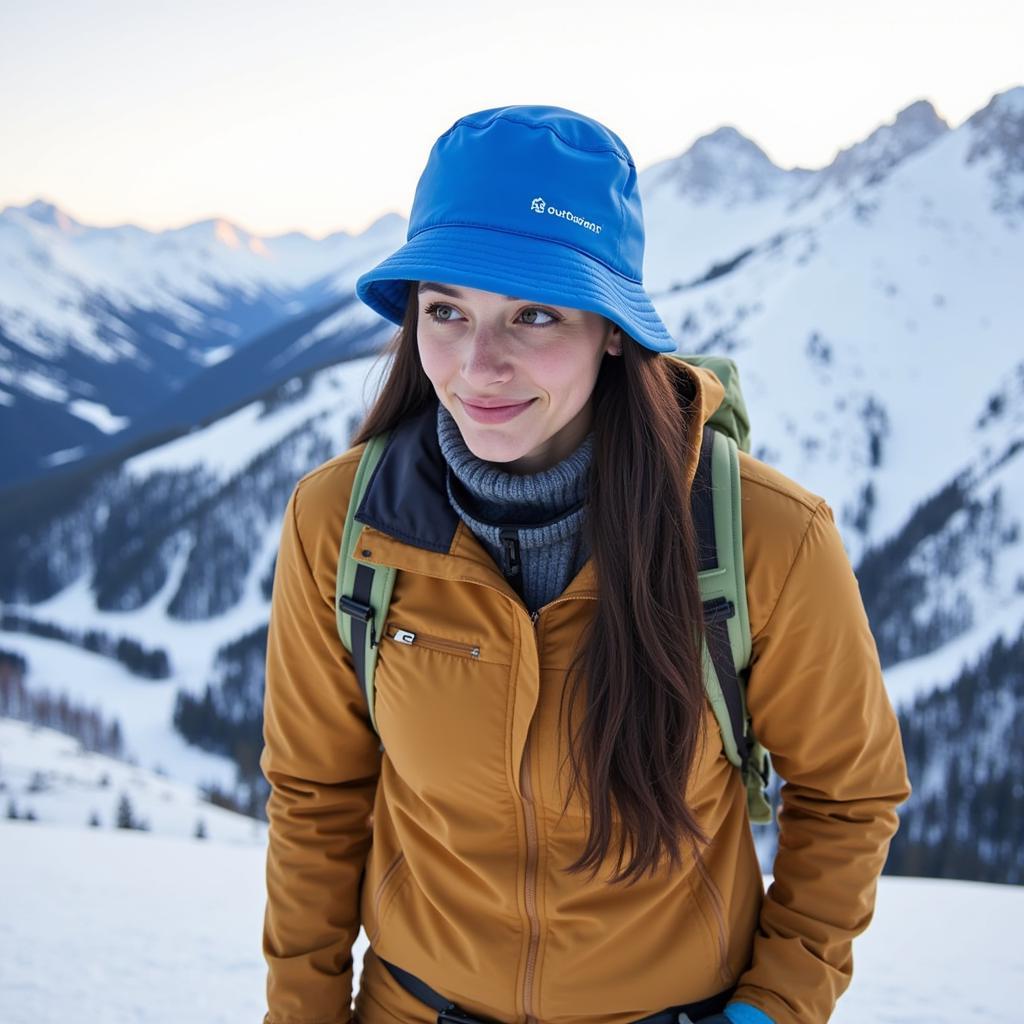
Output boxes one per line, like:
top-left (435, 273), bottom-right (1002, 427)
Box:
top-left (691, 1005), bottom-right (775, 1024)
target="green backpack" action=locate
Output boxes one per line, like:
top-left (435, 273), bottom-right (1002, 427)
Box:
top-left (335, 353), bottom-right (774, 825)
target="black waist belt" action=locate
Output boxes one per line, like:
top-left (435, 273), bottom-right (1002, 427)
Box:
top-left (379, 953), bottom-right (735, 1024)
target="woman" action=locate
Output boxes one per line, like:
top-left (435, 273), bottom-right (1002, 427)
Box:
top-left (259, 105), bottom-right (911, 1024)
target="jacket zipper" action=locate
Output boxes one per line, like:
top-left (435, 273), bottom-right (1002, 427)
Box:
top-left (499, 526), bottom-right (522, 579)
top-left (518, 596), bottom-right (596, 1024)
top-left (385, 623), bottom-right (480, 658)
top-left (520, 607), bottom-right (541, 1024)
top-left (367, 546), bottom-right (597, 1024)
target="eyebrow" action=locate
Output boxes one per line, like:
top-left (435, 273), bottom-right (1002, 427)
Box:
top-left (417, 281), bottom-right (525, 302)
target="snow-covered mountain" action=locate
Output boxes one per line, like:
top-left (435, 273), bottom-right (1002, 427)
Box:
top-left (641, 87), bottom-right (1023, 563)
top-left (0, 200), bottom-right (406, 489)
top-left (1, 85), bottom-right (1022, 887)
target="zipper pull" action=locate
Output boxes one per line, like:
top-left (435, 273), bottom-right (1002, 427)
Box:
top-left (499, 526), bottom-right (521, 578)
top-left (530, 610), bottom-right (539, 628)
top-left (393, 629), bottom-right (416, 644)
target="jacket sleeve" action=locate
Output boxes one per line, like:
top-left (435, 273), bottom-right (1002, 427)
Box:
top-left (260, 481), bottom-right (382, 1024)
top-left (728, 499), bottom-right (913, 1024)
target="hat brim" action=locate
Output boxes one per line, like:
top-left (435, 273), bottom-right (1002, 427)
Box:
top-left (354, 224), bottom-right (678, 354)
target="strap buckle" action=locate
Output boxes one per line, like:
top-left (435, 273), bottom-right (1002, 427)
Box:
top-left (338, 595), bottom-right (373, 621)
top-left (701, 596), bottom-right (736, 623)
top-left (338, 595), bottom-right (377, 648)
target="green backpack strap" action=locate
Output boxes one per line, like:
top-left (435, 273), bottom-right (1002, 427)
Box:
top-left (696, 427), bottom-right (773, 824)
top-left (669, 352), bottom-right (771, 823)
top-left (336, 430), bottom-right (397, 740)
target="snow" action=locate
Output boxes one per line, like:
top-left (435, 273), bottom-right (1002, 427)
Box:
top-left (197, 343), bottom-right (236, 366)
top-left (265, 301), bottom-right (382, 372)
top-left (0, 816), bottom-right (1019, 1023)
top-left (885, 606), bottom-right (1024, 712)
top-left (6, 366), bottom-right (68, 403)
top-left (0, 718), bottom-right (261, 839)
top-left (0, 636), bottom-right (241, 793)
top-left (67, 397), bottom-right (130, 433)
top-left (39, 445), bottom-right (86, 467)
top-left (121, 352), bottom-right (383, 482)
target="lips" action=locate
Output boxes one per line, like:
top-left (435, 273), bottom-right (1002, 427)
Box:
top-left (458, 395), bottom-right (536, 424)
top-left (461, 396), bottom-right (533, 409)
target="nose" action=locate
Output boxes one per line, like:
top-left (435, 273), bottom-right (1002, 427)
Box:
top-left (460, 326), bottom-right (513, 387)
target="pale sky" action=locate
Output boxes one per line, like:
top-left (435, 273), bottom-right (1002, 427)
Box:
top-left (1, 0), bottom-right (1020, 239)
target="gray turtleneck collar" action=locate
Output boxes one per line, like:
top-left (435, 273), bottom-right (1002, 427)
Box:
top-left (435, 401), bottom-right (593, 613)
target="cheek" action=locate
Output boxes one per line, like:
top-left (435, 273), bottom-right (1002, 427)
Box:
top-left (417, 333), bottom-right (453, 387)
top-left (532, 344), bottom-right (598, 406)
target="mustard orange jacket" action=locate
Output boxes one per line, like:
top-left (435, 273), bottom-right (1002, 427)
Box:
top-left (260, 358), bottom-right (913, 1024)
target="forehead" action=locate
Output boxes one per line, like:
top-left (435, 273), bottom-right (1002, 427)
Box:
top-left (417, 281), bottom-right (538, 303)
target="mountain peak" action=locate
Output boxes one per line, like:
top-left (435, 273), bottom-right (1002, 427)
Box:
top-left (171, 216), bottom-right (265, 253)
top-left (689, 124), bottom-right (774, 162)
top-left (3, 197), bottom-right (84, 234)
top-left (819, 97), bottom-right (949, 190)
top-left (964, 85), bottom-right (1024, 219)
top-left (642, 124), bottom-right (792, 205)
top-left (893, 98), bottom-right (948, 133)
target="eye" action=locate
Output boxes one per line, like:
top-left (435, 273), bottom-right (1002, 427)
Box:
top-left (421, 301), bottom-right (560, 328)
top-left (518, 307), bottom-right (557, 327)
top-left (422, 301), bottom-right (464, 324)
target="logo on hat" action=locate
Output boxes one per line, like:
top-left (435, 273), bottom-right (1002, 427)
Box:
top-left (528, 196), bottom-right (603, 234)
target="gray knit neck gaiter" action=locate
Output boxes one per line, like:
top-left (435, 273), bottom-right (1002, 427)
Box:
top-left (435, 401), bottom-right (593, 614)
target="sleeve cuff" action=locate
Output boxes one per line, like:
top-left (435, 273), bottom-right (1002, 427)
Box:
top-left (724, 1001), bottom-right (776, 1024)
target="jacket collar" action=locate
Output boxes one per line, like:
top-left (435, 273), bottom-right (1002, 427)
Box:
top-left (354, 396), bottom-right (459, 554)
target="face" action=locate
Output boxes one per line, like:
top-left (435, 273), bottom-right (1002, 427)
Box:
top-left (415, 281), bottom-right (623, 474)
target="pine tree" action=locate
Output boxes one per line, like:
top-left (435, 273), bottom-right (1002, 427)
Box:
top-left (116, 792), bottom-right (137, 829)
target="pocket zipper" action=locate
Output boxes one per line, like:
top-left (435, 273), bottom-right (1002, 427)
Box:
top-left (385, 623), bottom-right (481, 659)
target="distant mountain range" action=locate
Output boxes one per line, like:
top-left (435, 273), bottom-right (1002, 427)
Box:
top-left (0, 201), bottom-right (407, 488)
top-left (1, 85), bottom-right (1022, 884)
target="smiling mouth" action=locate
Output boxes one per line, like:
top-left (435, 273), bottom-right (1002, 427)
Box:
top-left (457, 396), bottom-right (536, 423)
top-left (459, 396), bottom-right (535, 409)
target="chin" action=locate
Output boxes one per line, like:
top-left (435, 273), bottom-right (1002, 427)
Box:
top-left (456, 424), bottom-right (528, 464)
top-left (463, 435), bottom-right (527, 464)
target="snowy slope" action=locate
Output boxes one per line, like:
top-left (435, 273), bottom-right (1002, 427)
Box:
top-left (0, 817), bottom-right (1020, 1024)
top-left (0, 717), bottom-right (263, 839)
top-left (0, 355), bottom-right (389, 801)
top-left (644, 87), bottom-right (1024, 566)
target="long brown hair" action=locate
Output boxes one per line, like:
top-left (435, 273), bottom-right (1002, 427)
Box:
top-left (351, 286), bottom-right (712, 886)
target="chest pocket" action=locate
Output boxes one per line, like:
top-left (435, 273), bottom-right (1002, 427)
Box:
top-left (383, 620), bottom-right (482, 660)
top-left (373, 615), bottom-right (511, 807)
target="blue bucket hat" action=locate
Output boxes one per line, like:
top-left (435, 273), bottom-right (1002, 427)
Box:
top-left (355, 104), bottom-right (677, 354)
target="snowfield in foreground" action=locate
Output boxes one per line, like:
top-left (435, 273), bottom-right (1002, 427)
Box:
top-left (0, 819), bottom-right (1019, 1024)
